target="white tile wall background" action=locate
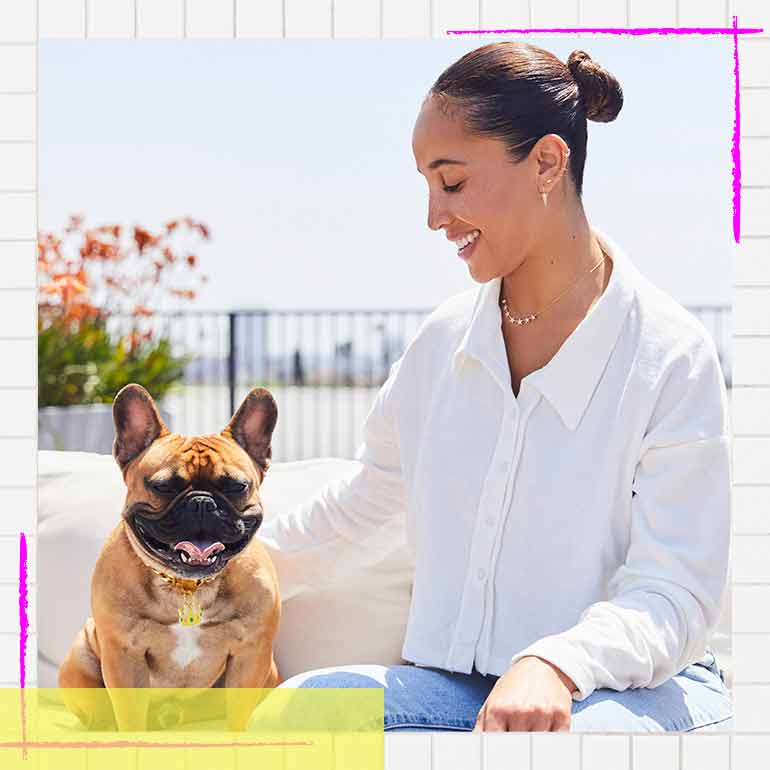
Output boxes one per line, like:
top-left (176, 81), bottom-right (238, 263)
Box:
top-left (0, 0), bottom-right (765, 768)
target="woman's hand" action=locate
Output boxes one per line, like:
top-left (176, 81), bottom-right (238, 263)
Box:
top-left (472, 656), bottom-right (576, 732)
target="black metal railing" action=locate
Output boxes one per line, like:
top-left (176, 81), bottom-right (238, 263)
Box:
top-left (110, 305), bottom-right (731, 462)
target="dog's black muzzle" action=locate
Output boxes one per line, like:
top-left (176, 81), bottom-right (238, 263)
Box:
top-left (129, 490), bottom-right (261, 574)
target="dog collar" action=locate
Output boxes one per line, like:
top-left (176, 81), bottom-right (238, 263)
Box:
top-left (148, 566), bottom-right (219, 626)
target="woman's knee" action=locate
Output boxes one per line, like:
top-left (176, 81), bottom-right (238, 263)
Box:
top-left (278, 664), bottom-right (391, 689)
top-left (570, 673), bottom-right (734, 733)
top-left (246, 664), bottom-right (392, 732)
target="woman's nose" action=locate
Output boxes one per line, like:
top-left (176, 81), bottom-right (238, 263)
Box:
top-left (427, 195), bottom-right (451, 231)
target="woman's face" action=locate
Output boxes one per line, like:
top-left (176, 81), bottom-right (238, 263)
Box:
top-left (412, 95), bottom-right (556, 283)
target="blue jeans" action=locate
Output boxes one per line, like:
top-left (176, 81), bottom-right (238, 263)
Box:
top-left (275, 650), bottom-right (734, 732)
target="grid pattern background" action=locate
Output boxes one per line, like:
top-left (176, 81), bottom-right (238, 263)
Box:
top-left (1, 1), bottom-right (768, 768)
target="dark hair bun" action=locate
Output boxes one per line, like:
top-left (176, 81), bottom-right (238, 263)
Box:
top-left (567, 50), bottom-right (623, 123)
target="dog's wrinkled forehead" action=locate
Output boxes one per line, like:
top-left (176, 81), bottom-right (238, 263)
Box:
top-left (125, 432), bottom-right (259, 492)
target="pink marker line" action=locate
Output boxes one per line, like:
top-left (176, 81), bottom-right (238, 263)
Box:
top-left (446, 26), bottom-right (763, 35)
top-left (19, 532), bottom-right (28, 760)
top-left (732, 16), bottom-right (742, 242)
top-left (0, 740), bottom-right (314, 749)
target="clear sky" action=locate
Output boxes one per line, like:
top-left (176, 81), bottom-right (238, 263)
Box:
top-left (39, 36), bottom-right (733, 311)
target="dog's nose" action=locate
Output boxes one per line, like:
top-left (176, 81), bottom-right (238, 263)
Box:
top-left (181, 494), bottom-right (217, 515)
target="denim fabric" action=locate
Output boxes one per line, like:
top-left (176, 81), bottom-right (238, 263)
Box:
top-left (275, 649), bottom-right (733, 733)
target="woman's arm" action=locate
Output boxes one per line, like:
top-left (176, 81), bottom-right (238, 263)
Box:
top-left (255, 358), bottom-right (408, 601)
top-left (508, 334), bottom-right (731, 701)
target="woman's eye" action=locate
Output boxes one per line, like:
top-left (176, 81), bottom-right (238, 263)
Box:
top-left (443, 182), bottom-right (463, 193)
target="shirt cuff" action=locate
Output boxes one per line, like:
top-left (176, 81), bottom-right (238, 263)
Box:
top-left (510, 637), bottom-right (596, 702)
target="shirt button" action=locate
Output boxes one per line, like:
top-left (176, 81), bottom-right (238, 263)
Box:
top-left (499, 461), bottom-right (510, 474)
top-left (485, 516), bottom-right (496, 527)
top-left (477, 568), bottom-right (486, 581)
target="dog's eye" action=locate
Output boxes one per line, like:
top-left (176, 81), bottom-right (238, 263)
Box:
top-left (147, 479), bottom-right (182, 496)
top-left (221, 479), bottom-right (250, 495)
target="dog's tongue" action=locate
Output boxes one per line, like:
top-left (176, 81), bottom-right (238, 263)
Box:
top-left (174, 540), bottom-right (225, 564)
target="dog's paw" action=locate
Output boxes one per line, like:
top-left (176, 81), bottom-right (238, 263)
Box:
top-left (153, 697), bottom-right (185, 730)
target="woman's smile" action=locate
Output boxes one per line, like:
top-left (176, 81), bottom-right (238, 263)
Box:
top-left (455, 230), bottom-right (481, 260)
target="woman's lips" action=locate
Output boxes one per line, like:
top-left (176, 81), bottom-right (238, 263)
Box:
top-left (458, 235), bottom-right (479, 261)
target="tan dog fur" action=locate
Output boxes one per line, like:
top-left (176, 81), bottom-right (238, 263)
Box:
top-left (58, 384), bottom-right (281, 732)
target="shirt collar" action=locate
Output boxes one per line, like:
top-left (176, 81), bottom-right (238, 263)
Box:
top-left (452, 227), bottom-right (637, 430)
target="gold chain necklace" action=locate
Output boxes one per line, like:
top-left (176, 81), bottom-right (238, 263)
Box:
top-left (149, 565), bottom-right (219, 626)
top-left (500, 247), bottom-right (608, 327)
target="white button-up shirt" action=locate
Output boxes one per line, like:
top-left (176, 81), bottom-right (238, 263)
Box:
top-left (257, 227), bottom-right (731, 701)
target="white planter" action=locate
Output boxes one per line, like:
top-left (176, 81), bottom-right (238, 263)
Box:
top-left (38, 403), bottom-right (174, 454)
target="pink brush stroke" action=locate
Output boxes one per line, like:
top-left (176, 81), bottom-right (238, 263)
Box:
top-left (732, 16), bottom-right (742, 242)
top-left (0, 740), bottom-right (314, 749)
top-left (19, 533), bottom-right (27, 687)
top-left (446, 25), bottom-right (763, 35)
top-left (19, 532), bottom-right (28, 759)
top-left (445, 17), bottom-right (765, 245)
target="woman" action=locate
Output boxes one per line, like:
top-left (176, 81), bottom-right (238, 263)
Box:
top-left (256, 42), bottom-right (733, 733)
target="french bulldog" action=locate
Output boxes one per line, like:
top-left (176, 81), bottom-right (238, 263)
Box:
top-left (58, 383), bottom-right (281, 732)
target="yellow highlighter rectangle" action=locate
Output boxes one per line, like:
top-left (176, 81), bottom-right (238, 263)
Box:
top-left (0, 688), bottom-right (384, 770)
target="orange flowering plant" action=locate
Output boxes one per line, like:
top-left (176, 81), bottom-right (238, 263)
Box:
top-left (38, 214), bottom-right (210, 406)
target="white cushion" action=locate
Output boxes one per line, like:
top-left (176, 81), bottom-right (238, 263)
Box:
top-left (37, 450), bottom-right (413, 686)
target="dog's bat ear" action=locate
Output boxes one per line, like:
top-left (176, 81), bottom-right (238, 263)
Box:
top-left (112, 384), bottom-right (169, 469)
top-left (222, 387), bottom-right (277, 473)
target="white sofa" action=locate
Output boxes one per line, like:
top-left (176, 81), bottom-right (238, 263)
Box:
top-left (37, 450), bottom-right (731, 689)
top-left (38, 450), bottom-right (414, 688)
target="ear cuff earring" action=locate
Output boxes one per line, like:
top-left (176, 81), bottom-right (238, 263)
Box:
top-left (540, 147), bottom-right (571, 208)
